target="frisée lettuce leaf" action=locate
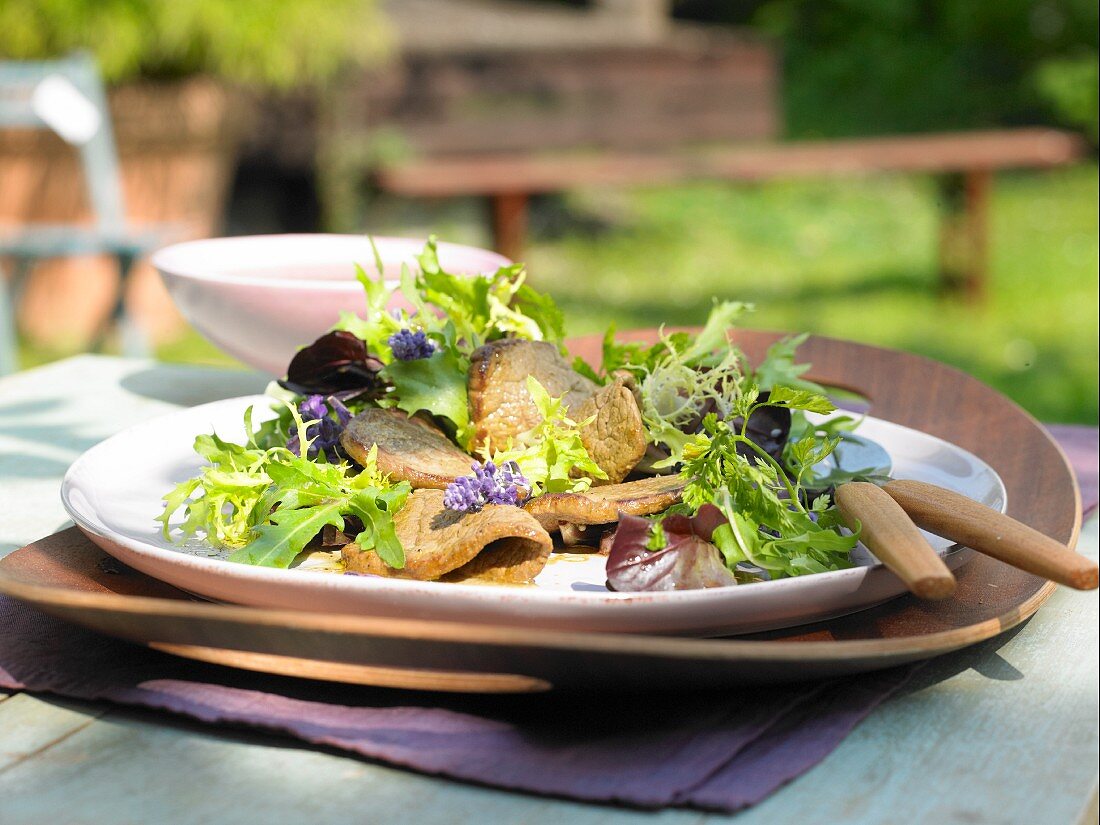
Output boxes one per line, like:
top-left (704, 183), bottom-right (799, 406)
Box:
top-left (158, 405), bottom-right (411, 569)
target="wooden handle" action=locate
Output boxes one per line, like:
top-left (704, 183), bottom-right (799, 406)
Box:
top-left (835, 482), bottom-right (957, 600)
top-left (884, 479), bottom-right (1098, 591)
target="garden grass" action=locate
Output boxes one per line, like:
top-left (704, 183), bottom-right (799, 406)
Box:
top-left (17, 164), bottom-right (1098, 423)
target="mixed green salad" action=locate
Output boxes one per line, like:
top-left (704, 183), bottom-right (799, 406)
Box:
top-left (159, 237), bottom-right (873, 590)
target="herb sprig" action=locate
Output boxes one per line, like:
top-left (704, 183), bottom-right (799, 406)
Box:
top-left (678, 386), bottom-right (860, 578)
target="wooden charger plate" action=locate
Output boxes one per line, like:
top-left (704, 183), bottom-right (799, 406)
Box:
top-left (0, 331), bottom-right (1083, 693)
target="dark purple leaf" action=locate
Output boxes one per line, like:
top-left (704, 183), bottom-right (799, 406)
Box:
top-left (605, 508), bottom-right (738, 592)
top-left (280, 331), bottom-right (385, 396)
top-left (731, 392), bottom-right (791, 461)
top-left (674, 388), bottom-right (792, 462)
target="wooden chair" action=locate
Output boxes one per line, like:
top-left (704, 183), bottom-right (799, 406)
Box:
top-left (0, 53), bottom-right (175, 375)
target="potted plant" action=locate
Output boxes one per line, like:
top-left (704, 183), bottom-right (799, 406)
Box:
top-left (0, 0), bottom-right (390, 350)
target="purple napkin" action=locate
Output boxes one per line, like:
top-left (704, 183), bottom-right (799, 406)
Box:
top-left (1046, 424), bottom-right (1099, 516)
top-left (1, 425), bottom-right (1096, 812)
top-left (0, 602), bottom-right (911, 811)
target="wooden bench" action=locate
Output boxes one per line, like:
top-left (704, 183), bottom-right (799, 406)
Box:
top-left (375, 128), bottom-right (1084, 300)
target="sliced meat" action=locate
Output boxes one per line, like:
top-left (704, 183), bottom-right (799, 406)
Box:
top-left (523, 474), bottom-right (686, 532)
top-left (575, 378), bottom-right (647, 484)
top-left (343, 488), bottom-right (552, 582)
top-left (440, 536), bottom-right (551, 584)
top-left (468, 338), bottom-right (596, 451)
top-left (340, 407), bottom-right (473, 489)
top-left (468, 340), bottom-right (646, 481)
top-left (611, 369), bottom-right (643, 409)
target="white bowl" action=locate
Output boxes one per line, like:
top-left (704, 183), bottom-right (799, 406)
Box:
top-left (153, 234), bottom-right (511, 375)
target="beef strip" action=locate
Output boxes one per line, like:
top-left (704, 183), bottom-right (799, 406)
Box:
top-left (343, 488), bottom-right (552, 582)
top-left (523, 474), bottom-right (686, 532)
top-left (439, 536), bottom-right (551, 583)
top-left (340, 407), bottom-right (473, 489)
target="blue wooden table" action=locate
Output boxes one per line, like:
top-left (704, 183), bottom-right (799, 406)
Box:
top-left (1, 356), bottom-right (1097, 824)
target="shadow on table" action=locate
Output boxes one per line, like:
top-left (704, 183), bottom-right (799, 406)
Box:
top-left (120, 366), bottom-right (270, 407)
top-left (0, 451), bottom-right (72, 479)
top-left (899, 621), bottom-right (1029, 695)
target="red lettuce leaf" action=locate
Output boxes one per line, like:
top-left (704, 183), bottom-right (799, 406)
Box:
top-left (605, 505), bottom-right (738, 591)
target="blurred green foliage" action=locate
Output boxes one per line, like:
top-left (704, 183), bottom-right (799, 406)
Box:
top-left (759, 0), bottom-right (1099, 138)
top-left (676, 0), bottom-right (1098, 140)
top-left (1035, 55), bottom-right (1100, 141)
top-left (0, 0), bottom-right (390, 88)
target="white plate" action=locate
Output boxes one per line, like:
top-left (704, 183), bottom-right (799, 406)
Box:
top-left (61, 396), bottom-right (1006, 636)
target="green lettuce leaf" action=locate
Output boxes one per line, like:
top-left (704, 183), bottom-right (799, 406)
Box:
top-left (753, 333), bottom-right (825, 393)
top-left (228, 503), bottom-right (346, 568)
top-left (381, 346), bottom-right (472, 446)
top-left (160, 406), bottom-right (412, 569)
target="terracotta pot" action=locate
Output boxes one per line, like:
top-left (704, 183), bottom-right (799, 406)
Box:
top-left (0, 77), bottom-right (242, 348)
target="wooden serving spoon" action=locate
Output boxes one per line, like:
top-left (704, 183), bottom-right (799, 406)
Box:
top-left (883, 479), bottom-right (1098, 591)
top-left (834, 478), bottom-right (1099, 600)
top-left (818, 435), bottom-right (1097, 599)
top-left (835, 482), bottom-right (957, 600)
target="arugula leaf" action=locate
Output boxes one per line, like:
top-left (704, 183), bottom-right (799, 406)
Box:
top-left (228, 504), bottom-right (346, 568)
top-left (160, 407), bottom-right (412, 569)
top-left (349, 488), bottom-right (407, 568)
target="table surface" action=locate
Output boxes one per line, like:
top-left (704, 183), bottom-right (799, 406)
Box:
top-left (1, 355), bottom-right (1097, 825)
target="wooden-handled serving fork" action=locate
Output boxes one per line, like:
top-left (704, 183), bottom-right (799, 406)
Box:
top-left (835, 479), bottom-right (1098, 600)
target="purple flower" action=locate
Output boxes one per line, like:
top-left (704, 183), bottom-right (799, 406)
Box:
top-left (288, 394), bottom-right (352, 461)
top-left (387, 329), bottom-right (436, 361)
top-left (444, 460), bottom-right (529, 512)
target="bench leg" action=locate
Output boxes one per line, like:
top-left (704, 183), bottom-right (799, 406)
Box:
top-left (937, 169), bottom-right (991, 301)
top-left (489, 193), bottom-right (530, 263)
